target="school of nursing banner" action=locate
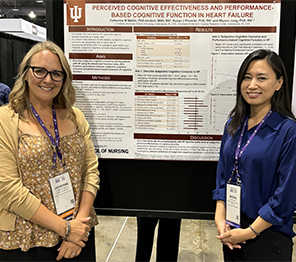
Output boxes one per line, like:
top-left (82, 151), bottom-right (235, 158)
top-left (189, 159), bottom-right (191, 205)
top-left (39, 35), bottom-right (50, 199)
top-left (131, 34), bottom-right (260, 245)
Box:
top-left (64, 0), bottom-right (281, 161)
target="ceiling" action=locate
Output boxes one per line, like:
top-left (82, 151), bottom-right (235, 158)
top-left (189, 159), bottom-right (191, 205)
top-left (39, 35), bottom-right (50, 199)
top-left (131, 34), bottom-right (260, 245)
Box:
top-left (0, 0), bottom-right (46, 27)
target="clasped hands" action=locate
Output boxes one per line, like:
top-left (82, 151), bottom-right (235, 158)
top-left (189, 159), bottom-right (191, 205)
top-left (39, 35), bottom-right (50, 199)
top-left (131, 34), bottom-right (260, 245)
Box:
top-left (216, 222), bottom-right (251, 250)
top-left (56, 217), bottom-right (91, 261)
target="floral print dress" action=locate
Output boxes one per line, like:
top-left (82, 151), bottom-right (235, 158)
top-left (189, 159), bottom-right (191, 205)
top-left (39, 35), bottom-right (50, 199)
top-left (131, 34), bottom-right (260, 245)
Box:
top-left (0, 131), bottom-right (98, 251)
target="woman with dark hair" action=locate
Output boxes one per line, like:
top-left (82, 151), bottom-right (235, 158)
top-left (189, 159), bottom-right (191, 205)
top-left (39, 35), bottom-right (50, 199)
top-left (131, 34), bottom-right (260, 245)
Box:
top-left (213, 49), bottom-right (296, 261)
top-left (0, 41), bottom-right (99, 261)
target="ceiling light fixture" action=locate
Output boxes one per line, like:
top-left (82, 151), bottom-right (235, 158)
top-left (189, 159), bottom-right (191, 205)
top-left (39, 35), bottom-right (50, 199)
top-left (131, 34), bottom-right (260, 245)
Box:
top-left (28, 10), bottom-right (36, 19)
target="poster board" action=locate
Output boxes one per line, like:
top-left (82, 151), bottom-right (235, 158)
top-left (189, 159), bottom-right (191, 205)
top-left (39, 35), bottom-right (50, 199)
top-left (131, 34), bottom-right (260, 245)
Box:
top-left (64, 0), bottom-right (281, 161)
top-left (47, 0), bottom-right (295, 219)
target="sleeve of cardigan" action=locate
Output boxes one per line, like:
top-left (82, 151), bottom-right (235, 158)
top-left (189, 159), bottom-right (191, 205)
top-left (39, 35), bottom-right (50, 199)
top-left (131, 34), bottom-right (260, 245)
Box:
top-left (74, 107), bottom-right (100, 197)
top-left (0, 107), bottom-right (41, 221)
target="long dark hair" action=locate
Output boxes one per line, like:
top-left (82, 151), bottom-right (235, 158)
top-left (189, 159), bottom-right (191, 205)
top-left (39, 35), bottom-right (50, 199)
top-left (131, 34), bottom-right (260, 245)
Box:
top-left (227, 49), bottom-right (295, 135)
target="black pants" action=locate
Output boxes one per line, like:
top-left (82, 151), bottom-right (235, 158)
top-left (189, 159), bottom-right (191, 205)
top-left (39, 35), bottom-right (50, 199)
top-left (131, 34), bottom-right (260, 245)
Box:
top-left (135, 217), bottom-right (181, 262)
top-left (223, 215), bottom-right (293, 261)
top-left (0, 228), bottom-right (96, 261)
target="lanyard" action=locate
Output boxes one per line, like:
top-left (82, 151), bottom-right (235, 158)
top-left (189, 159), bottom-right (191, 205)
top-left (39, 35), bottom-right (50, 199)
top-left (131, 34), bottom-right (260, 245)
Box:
top-left (30, 104), bottom-right (63, 169)
top-left (228, 110), bottom-right (272, 184)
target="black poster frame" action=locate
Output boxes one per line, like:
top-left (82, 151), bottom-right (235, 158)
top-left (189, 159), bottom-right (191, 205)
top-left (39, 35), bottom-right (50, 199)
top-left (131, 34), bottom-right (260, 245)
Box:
top-left (47, 0), bottom-right (296, 220)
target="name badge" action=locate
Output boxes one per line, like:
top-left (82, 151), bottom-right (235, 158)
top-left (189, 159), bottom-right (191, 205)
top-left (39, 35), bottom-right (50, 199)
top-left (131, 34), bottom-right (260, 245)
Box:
top-left (49, 172), bottom-right (75, 220)
top-left (226, 183), bottom-right (241, 228)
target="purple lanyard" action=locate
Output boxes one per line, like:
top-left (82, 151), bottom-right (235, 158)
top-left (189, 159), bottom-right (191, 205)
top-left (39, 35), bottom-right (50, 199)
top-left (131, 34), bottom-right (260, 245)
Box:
top-left (30, 104), bottom-right (63, 169)
top-left (228, 110), bottom-right (272, 184)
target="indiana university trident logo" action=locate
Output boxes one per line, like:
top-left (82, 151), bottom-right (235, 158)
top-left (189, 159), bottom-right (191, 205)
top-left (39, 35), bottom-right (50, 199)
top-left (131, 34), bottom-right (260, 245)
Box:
top-left (70, 5), bottom-right (82, 22)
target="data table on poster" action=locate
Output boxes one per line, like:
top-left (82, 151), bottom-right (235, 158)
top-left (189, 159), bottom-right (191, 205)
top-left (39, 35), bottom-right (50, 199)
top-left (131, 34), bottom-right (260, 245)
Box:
top-left (136, 36), bottom-right (190, 69)
top-left (135, 92), bottom-right (179, 131)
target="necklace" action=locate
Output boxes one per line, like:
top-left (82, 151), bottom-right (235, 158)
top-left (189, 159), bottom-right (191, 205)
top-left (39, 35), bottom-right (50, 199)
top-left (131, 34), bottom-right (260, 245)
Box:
top-left (44, 120), bottom-right (54, 129)
top-left (37, 115), bottom-right (54, 129)
top-left (31, 106), bottom-right (54, 129)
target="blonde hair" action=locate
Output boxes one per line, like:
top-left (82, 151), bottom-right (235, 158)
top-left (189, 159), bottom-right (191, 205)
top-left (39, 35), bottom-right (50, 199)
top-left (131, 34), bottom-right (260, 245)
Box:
top-left (9, 40), bottom-right (76, 120)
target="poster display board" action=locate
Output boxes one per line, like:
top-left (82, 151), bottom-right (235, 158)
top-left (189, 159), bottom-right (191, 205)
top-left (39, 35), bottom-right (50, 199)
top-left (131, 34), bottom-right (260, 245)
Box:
top-left (64, 0), bottom-right (281, 161)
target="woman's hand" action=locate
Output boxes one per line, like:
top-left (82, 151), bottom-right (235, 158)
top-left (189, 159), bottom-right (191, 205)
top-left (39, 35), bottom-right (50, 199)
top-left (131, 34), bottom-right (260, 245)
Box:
top-left (214, 201), bottom-right (242, 250)
top-left (216, 227), bottom-right (254, 248)
top-left (65, 217), bottom-right (91, 247)
top-left (216, 217), bottom-right (231, 236)
top-left (216, 216), bottom-right (272, 249)
top-left (56, 241), bottom-right (82, 261)
top-left (216, 219), bottom-right (243, 250)
top-left (30, 204), bottom-right (91, 248)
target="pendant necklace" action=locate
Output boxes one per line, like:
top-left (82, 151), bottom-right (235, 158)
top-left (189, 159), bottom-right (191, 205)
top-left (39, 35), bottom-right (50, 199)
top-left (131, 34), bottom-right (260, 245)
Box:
top-left (45, 120), bottom-right (54, 129)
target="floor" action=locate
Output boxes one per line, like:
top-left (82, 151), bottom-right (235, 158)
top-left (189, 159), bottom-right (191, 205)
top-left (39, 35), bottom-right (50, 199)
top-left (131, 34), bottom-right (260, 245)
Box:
top-left (95, 216), bottom-right (296, 262)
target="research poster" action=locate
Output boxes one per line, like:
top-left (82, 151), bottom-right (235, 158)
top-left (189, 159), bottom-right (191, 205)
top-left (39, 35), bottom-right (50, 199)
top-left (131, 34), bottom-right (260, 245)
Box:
top-left (64, 0), bottom-right (281, 161)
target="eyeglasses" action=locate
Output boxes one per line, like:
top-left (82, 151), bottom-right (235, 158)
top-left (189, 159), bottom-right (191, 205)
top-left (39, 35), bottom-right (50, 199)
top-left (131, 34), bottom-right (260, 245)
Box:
top-left (28, 66), bottom-right (65, 82)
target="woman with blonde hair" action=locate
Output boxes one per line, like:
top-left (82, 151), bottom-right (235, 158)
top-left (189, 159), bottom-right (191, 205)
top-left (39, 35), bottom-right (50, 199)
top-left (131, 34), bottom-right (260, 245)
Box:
top-left (0, 40), bottom-right (100, 261)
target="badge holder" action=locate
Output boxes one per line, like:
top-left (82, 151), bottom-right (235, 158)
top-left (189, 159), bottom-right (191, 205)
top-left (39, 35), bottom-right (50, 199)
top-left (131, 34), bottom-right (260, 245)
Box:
top-left (49, 170), bottom-right (76, 221)
top-left (226, 170), bottom-right (241, 228)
